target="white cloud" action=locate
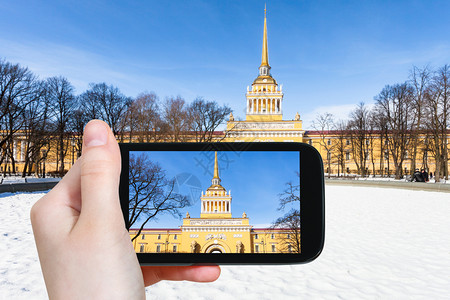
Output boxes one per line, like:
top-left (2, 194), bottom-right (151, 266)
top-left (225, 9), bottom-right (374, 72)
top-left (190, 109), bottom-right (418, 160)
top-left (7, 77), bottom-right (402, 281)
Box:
top-left (302, 103), bottom-right (356, 130)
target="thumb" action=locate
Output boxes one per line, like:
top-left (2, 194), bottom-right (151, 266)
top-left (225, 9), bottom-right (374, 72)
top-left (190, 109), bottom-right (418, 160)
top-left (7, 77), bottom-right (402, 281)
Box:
top-left (78, 120), bottom-right (123, 229)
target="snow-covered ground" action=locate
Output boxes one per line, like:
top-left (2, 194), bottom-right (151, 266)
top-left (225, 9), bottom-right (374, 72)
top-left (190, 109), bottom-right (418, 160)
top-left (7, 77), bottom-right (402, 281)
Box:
top-left (1, 186), bottom-right (449, 299)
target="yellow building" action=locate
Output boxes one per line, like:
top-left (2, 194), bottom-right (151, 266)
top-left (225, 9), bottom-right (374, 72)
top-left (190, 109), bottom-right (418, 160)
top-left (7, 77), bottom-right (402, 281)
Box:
top-left (130, 152), bottom-right (299, 254)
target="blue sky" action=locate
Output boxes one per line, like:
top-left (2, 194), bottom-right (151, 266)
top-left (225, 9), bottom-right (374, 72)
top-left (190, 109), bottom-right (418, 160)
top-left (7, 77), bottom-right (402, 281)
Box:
top-left (130, 151), bottom-right (299, 228)
top-left (1, 1), bottom-right (450, 127)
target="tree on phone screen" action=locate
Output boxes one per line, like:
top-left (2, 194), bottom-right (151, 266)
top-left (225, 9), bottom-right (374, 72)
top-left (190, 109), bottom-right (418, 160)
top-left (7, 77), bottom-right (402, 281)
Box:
top-left (129, 152), bottom-right (190, 241)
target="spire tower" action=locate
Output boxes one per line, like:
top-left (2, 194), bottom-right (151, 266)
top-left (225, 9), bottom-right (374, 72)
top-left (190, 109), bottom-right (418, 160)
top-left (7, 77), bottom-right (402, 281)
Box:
top-left (200, 151), bottom-right (232, 218)
top-left (261, 4), bottom-right (269, 68)
top-left (244, 5), bottom-right (284, 121)
top-left (211, 151), bottom-right (221, 186)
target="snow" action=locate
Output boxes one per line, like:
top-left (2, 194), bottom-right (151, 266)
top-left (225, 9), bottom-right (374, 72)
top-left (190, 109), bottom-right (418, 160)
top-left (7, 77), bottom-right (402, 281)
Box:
top-left (1, 186), bottom-right (450, 299)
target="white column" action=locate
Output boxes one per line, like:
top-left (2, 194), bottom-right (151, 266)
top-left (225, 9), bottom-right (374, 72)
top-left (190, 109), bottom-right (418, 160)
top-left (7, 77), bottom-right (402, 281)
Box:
top-left (20, 141), bottom-right (25, 161)
top-left (13, 140), bottom-right (17, 160)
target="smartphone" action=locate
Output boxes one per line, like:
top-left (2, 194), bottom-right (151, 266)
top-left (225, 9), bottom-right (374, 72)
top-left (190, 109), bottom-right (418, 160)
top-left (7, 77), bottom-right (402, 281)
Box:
top-left (119, 142), bottom-right (324, 265)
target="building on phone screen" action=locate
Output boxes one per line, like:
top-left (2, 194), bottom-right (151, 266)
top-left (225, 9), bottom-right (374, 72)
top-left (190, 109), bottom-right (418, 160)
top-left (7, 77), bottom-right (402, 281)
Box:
top-left (129, 151), bottom-right (300, 254)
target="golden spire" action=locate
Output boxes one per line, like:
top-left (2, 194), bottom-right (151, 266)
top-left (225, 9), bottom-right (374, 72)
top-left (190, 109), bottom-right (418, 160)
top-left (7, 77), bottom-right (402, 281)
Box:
top-left (261, 4), bottom-right (269, 67)
top-left (213, 151), bottom-right (219, 179)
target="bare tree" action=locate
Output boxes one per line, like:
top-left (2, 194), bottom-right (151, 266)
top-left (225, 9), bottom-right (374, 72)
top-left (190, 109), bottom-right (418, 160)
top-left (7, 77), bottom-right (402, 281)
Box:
top-left (161, 96), bottom-right (192, 142)
top-left (375, 84), bottom-right (414, 179)
top-left (79, 83), bottom-right (131, 137)
top-left (188, 97), bottom-right (232, 142)
top-left (21, 80), bottom-right (54, 177)
top-left (424, 65), bottom-right (450, 182)
top-left (47, 76), bottom-right (76, 177)
top-left (124, 92), bottom-right (161, 142)
top-left (0, 59), bottom-right (36, 174)
top-left (312, 112), bottom-right (335, 177)
top-left (272, 172), bottom-right (300, 253)
top-left (371, 108), bottom-right (390, 177)
top-left (333, 120), bottom-right (349, 176)
top-left (409, 66), bottom-right (431, 175)
top-left (129, 153), bottom-right (190, 241)
top-left (347, 102), bottom-right (371, 177)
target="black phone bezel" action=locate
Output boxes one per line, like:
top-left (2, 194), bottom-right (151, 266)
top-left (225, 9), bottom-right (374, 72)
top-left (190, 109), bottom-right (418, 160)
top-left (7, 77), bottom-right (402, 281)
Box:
top-left (119, 142), bottom-right (325, 265)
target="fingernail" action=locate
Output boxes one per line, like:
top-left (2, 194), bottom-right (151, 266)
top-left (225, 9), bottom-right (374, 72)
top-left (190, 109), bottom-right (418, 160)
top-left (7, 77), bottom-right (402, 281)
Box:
top-left (84, 121), bottom-right (108, 147)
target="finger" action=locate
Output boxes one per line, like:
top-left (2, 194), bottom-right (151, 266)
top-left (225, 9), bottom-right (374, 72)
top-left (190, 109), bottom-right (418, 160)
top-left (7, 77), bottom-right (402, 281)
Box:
top-left (78, 120), bottom-right (123, 229)
top-left (46, 158), bottom-right (82, 212)
top-left (141, 265), bottom-right (221, 286)
top-left (30, 157), bottom-right (82, 241)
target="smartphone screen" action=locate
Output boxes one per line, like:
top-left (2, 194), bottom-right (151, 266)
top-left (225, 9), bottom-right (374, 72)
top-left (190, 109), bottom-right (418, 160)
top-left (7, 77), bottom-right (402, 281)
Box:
top-left (128, 150), bottom-right (300, 255)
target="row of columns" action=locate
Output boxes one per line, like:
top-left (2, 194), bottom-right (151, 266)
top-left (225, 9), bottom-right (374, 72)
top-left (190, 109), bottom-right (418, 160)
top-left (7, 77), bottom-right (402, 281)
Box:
top-left (202, 200), bottom-right (230, 213)
top-left (247, 98), bottom-right (282, 114)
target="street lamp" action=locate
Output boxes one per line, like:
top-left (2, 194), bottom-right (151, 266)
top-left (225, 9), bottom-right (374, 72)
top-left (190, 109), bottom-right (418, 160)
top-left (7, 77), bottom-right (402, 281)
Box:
top-left (41, 149), bottom-right (47, 178)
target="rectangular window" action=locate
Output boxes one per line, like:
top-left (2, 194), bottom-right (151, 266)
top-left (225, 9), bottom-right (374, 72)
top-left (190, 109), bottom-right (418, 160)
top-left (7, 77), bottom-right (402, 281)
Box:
top-left (174, 234), bottom-right (177, 240)
top-left (272, 245), bottom-right (276, 252)
top-left (157, 234), bottom-right (161, 240)
top-left (287, 234), bottom-right (291, 239)
top-left (345, 152), bottom-right (350, 161)
top-left (173, 245), bottom-right (177, 253)
top-left (288, 244), bottom-right (292, 253)
top-left (327, 139), bottom-right (331, 145)
top-left (255, 245), bottom-right (259, 253)
top-left (139, 244), bottom-right (145, 253)
top-left (156, 245), bottom-right (161, 253)
top-left (346, 139), bottom-right (350, 145)
top-left (308, 139), bottom-right (312, 145)
top-left (255, 234), bottom-right (258, 239)
top-left (271, 234), bottom-right (275, 239)
top-left (141, 234), bottom-right (145, 240)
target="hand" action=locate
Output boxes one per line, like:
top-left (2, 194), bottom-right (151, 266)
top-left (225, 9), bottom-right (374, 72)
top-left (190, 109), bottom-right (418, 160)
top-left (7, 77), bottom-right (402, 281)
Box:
top-left (31, 120), bottom-right (220, 299)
